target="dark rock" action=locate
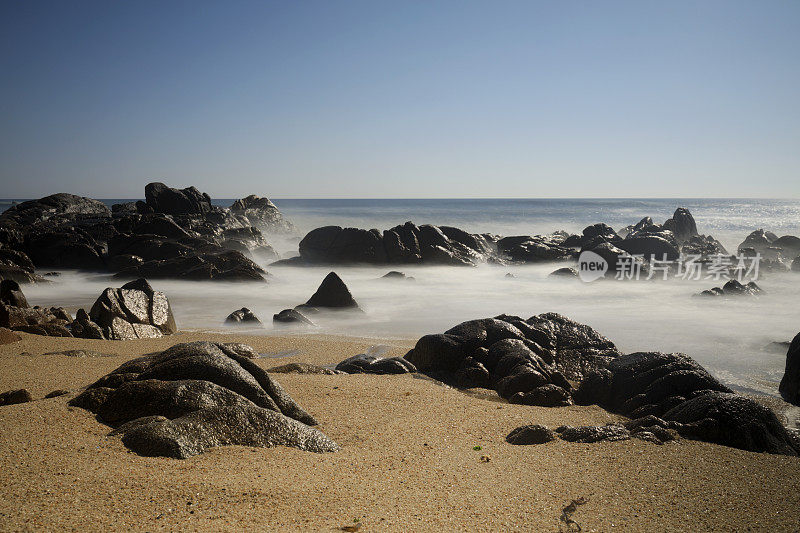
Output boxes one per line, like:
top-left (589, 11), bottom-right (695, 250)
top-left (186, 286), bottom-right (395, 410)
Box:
top-left (300, 272), bottom-right (360, 310)
top-left (779, 332), bottom-right (800, 406)
top-left (70, 341), bottom-right (336, 458)
top-left (506, 424), bottom-right (556, 445)
top-left (225, 307), bottom-right (262, 325)
top-left (45, 390), bottom-right (70, 398)
top-left (115, 250), bottom-right (266, 281)
top-left (88, 279), bottom-right (177, 340)
top-left (617, 234), bottom-right (680, 261)
top-left (0, 388), bottom-right (33, 406)
top-left (681, 235), bottom-right (728, 258)
top-left (381, 271), bottom-right (414, 280)
top-left (0, 193), bottom-right (110, 226)
top-left (497, 235), bottom-right (575, 263)
top-left (662, 207), bottom-right (698, 244)
top-left (145, 182), bottom-right (212, 216)
top-left (509, 384), bottom-right (573, 407)
top-left (664, 392), bottom-right (798, 455)
top-left (69, 308), bottom-right (106, 340)
top-left (335, 353), bottom-right (416, 374)
top-left (1, 279), bottom-right (28, 308)
top-left (696, 279), bottom-right (762, 298)
top-left (549, 267), bottom-right (578, 278)
top-left (792, 256), bottom-right (800, 272)
top-left (556, 424), bottom-right (631, 443)
top-left (0, 304), bottom-right (73, 337)
top-left (267, 363), bottom-right (342, 375)
top-left (273, 309), bottom-right (315, 326)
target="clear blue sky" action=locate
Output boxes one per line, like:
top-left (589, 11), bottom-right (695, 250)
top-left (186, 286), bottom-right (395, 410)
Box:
top-left (1, 0), bottom-right (798, 198)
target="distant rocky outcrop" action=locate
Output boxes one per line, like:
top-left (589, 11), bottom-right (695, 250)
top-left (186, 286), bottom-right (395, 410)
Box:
top-left (229, 195), bottom-right (294, 234)
top-left (738, 229), bottom-right (800, 261)
top-left (696, 279), bottom-right (762, 297)
top-left (779, 332), bottom-right (800, 406)
top-left (0, 183), bottom-right (294, 282)
top-left (69, 341), bottom-right (338, 458)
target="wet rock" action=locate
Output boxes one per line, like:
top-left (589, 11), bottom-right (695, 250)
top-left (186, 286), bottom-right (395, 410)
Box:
top-left (225, 307), bottom-right (262, 325)
top-left (273, 308), bottom-right (315, 326)
top-left (335, 353), bottom-right (417, 374)
top-left (70, 341), bottom-right (336, 458)
top-left (0, 193), bottom-right (110, 226)
top-left (779, 332), bottom-right (800, 406)
top-left (506, 424), bottom-right (556, 445)
top-left (792, 256), bottom-right (800, 272)
top-left (115, 250), bottom-right (266, 281)
top-left (0, 279), bottom-right (28, 308)
top-left (88, 278), bottom-right (177, 340)
top-left (267, 363), bottom-right (342, 375)
top-left (299, 272), bottom-right (360, 310)
top-left (0, 389), bottom-right (33, 406)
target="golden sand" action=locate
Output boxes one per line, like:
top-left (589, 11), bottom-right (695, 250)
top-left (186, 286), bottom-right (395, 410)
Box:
top-left (1, 331), bottom-right (799, 532)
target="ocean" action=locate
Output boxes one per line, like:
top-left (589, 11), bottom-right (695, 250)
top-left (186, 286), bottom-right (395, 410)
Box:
top-left (5, 197), bottom-right (800, 403)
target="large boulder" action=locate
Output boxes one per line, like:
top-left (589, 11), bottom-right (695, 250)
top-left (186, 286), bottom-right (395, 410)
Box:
top-left (229, 195), bottom-right (294, 233)
top-left (69, 341), bottom-right (337, 458)
top-left (574, 351), bottom-right (799, 455)
top-left (0, 193), bottom-right (110, 226)
top-left (496, 235), bottom-right (575, 263)
top-left (779, 332), bottom-right (800, 405)
top-left (0, 303), bottom-right (74, 337)
top-left (404, 314), bottom-right (618, 405)
top-left (299, 272), bottom-right (360, 310)
top-left (88, 279), bottom-right (177, 340)
top-left (145, 182), bottom-right (212, 216)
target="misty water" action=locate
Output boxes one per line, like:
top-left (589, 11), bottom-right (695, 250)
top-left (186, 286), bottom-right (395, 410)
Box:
top-left (15, 198), bottom-right (800, 402)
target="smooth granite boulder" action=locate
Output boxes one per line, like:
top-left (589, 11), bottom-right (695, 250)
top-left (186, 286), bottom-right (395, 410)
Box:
top-left (70, 341), bottom-right (336, 458)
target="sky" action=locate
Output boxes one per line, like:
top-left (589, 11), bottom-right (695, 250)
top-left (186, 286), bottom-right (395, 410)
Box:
top-left (1, 1), bottom-right (798, 199)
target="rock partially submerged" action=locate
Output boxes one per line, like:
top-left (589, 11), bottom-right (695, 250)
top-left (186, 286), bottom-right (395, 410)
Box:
top-left (696, 279), bottom-right (762, 297)
top-left (225, 307), bottom-right (262, 325)
top-left (229, 195), bottom-right (294, 234)
top-left (297, 272), bottom-right (361, 311)
top-left (273, 308), bottom-right (315, 326)
top-left (738, 229), bottom-right (800, 260)
top-left (70, 341), bottom-right (338, 458)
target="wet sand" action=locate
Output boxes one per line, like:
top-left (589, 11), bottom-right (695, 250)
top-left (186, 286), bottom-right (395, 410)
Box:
top-left (1, 331), bottom-right (799, 532)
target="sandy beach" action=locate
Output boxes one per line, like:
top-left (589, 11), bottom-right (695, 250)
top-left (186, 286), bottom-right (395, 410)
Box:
top-left (1, 331), bottom-right (799, 532)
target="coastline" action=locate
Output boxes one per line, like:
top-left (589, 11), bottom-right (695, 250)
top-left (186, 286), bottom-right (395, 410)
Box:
top-left (2, 331), bottom-right (799, 531)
